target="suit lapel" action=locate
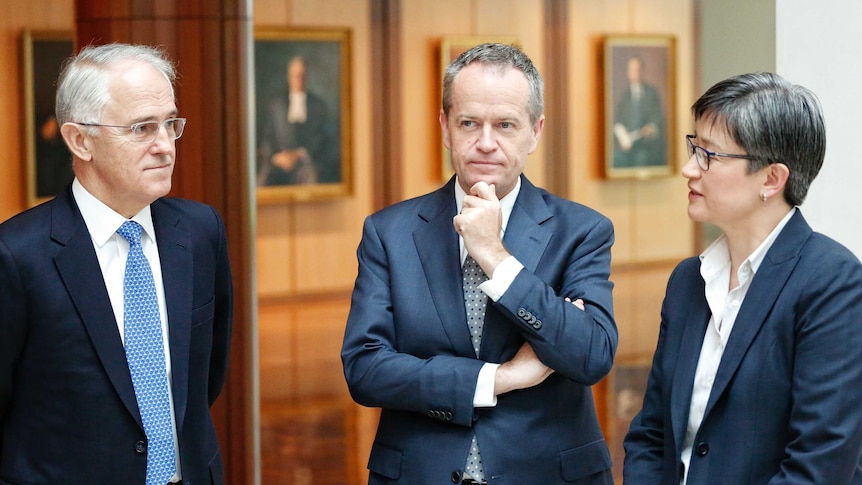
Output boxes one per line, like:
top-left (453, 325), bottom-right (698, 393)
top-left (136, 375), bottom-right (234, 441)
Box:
top-left (51, 190), bottom-right (142, 425)
top-left (415, 180), bottom-right (475, 357)
top-left (670, 291), bottom-right (710, 452)
top-left (703, 211), bottom-right (810, 416)
top-left (501, 177), bottom-right (553, 274)
top-left (152, 200), bottom-right (193, 430)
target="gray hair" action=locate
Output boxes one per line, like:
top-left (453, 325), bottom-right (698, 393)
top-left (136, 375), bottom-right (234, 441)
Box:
top-left (442, 43), bottom-right (544, 125)
top-left (55, 43), bottom-right (176, 127)
top-left (692, 72), bottom-right (825, 206)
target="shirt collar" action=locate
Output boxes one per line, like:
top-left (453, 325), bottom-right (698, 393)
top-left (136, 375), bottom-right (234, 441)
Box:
top-left (700, 207), bottom-right (797, 281)
top-left (72, 178), bottom-right (156, 247)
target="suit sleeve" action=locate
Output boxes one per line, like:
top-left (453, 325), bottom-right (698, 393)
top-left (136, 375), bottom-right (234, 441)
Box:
top-left (207, 206), bottom-right (234, 406)
top-left (494, 215), bottom-right (618, 384)
top-left (341, 215), bottom-right (484, 427)
top-left (772, 253), bottom-right (862, 484)
top-left (621, 264), bottom-right (683, 485)
top-left (0, 237), bottom-right (27, 436)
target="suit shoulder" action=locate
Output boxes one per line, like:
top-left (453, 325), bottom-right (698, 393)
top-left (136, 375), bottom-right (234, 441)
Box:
top-left (367, 190), bottom-right (444, 228)
top-left (538, 188), bottom-right (612, 225)
top-left (154, 197), bottom-right (224, 225)
top-left (798, 232), bottom-right (862, 279)
top-left (0, 200), bottom-right (55, 243)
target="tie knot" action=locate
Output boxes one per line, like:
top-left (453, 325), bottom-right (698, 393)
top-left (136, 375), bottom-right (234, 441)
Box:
top-left (117, 220), bottom-right (143, 245)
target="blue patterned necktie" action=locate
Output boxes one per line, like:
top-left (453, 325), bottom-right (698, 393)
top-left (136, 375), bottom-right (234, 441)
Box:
top-left (462, 254), bottom-right (488, 482)
top-left (117, 220), bottom-right (176, 485)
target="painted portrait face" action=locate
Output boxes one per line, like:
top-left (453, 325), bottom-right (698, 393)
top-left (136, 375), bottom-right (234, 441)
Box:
top-left (440, 62), bottom-right (543, 198)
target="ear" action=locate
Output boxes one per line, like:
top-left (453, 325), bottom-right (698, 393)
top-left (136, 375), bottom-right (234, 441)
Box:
top-left (762, 162), bottom-right (790, 200)
top-left (527, 114), bottom-right (545, 155)
top-left (439, 109), bottom-right (451, 149)
top-left (59, 122), bottom-right (93, 162)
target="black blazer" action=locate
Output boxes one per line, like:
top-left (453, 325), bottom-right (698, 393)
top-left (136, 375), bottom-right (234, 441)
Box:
top-left (0, 186), bottom-right (233, 484)
top-left (624, 211), bottom-right (862, 484)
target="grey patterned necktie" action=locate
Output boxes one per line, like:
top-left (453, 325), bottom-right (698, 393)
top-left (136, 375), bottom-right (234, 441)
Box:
top-left (462, 254), bottom-right (488, 481)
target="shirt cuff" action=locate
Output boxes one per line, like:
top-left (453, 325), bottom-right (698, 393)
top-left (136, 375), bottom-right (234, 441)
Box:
top-left (478, 255), bottom-right (523, 302)
top-left (473, 363), bottom-right (500, 407)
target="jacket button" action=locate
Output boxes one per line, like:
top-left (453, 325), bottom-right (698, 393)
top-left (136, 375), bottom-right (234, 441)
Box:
top-left (451, 470), bottom-right (463, 483)
top-left (696, 442), bottom-right (709, 456)
top-left (517, 308), bottom-right (527, 317)
top-left (533, 320), bottom-right (542, 329)
top-left (445, 411), bottom-right (453, 421)
top-left (135, 440), bottom-right (146, 453)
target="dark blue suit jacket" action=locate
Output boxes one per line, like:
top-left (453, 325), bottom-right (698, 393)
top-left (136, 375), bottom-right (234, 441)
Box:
top-left (342, 176), bottom-right (617, 484)
top-left (0, 186), bottom-right (233, 484)
top-left (624, 211), bottom-right (862, 484)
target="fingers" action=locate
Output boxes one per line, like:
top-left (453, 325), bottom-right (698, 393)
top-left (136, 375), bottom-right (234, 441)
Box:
top-left (470, 181), bottom-right (496, 201)
top-left (564, 297), bottom-right (586, 311)
top-left (495, 342), bottom-right (554, 396)
top-left (460, 182), bottom-right (497, 214)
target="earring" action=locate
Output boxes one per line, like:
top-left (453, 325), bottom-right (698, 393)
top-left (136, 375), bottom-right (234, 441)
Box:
top-left (760, 193), bottom-right (768, 202)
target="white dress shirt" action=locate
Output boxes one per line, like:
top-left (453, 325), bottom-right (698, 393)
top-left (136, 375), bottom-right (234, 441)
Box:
top-left (680, 208), bottom-right (796, 484)
top-left (454, 177), bottom-right (525, 407)
top-left (287, 91), bottom-right (308, 123)
top-left (72, 179), bottom-right (182, 482)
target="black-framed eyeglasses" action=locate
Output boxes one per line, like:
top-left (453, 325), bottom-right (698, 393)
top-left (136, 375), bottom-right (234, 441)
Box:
top-left (73, 118), bottom-right (187, 144)
top-left (685, 134), bottom-right (755, 171)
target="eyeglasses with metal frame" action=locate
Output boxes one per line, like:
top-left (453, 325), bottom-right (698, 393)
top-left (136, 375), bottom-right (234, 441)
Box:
top-left (685, 134), bottom-right (755, 171)
top-left (73, 118), bottom-right (187, 144)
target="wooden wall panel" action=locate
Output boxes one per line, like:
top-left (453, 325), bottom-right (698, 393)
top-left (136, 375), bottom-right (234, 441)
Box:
top-left (568, 0), bottom-right (695, 266)
top-left (253, 0), bottom-right (372, 299)
top-left (0, 0), bottom-right (74, 222)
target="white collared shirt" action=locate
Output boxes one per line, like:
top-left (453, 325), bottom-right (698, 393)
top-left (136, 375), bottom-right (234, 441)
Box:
top-left (455, 177), bottom-right (525, 407)
top-left (287, 91), bottom-right (308, 123)
top-left (72, 178), bottom-right (182, 481)
top-left (680, 208), bottom-right (796, 484)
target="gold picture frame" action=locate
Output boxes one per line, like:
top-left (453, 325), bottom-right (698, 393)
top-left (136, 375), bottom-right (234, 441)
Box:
top-left (439, 36), bottom-right (519, 181)
top-left (603, 35), bottom-right (675, 179)
top-left (254, 27), bottom-right (352, 203)
top-left (22, 30), bottom-right (74, 207)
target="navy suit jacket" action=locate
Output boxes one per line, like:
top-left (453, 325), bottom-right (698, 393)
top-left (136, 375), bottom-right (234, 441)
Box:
top-left (0, 186), bottom-right (233, 484)
top-left (342, 176), bottom-right (618, 484)
top-left (623, 211), bottom-right (862, 484)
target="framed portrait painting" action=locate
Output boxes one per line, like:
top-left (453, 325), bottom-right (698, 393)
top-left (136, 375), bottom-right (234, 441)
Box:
top-left (254, 27), bottom-right (352, 203)
top-left (439, 36), bottom-right (518, 181)
top-left (22, 30), bottom-right (74, 207)
top-left (603, 35), bottom-right (675, 179)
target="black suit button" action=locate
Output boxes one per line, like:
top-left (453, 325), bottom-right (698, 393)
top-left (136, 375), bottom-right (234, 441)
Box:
top-left (451, 470), bottom-right (463, 483)
top-left (696, 442), bottom-right (709, 456)
top-left (135, 440), bottom-right (146, 453)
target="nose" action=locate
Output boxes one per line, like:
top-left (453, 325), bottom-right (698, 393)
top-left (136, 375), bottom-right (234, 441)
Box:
top-left (475, 125), bottom-right (497, 152)
top-left (681, 151), bottom-right (701, 179)
top-left (150, 125), bottom-right (176, 152)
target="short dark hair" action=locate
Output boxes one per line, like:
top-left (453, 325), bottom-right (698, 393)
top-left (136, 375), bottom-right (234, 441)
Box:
top-left (692, 72), bottom-right (825, 206)
top-left (441, 43), bottom-right (544, 125)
